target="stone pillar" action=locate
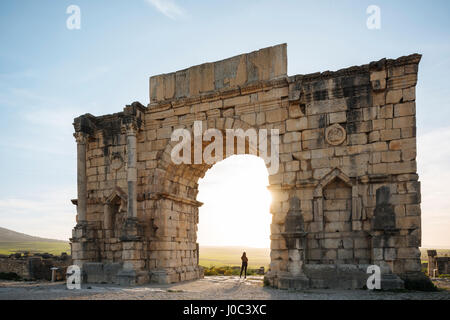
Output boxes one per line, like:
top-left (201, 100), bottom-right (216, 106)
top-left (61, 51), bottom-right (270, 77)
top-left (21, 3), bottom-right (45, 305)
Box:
top-left (117, 118), bottom-right (147, 285)
top-left (126, 124), bottom-right (137, 219)
top-left (120, 120), bottom-right (141, 240)
top-left (427, 250), bottom-right (437, 277)
top-left (74, 132), bottom-right (88, 224)
top-left (278, 197), bottom-right (310, 289)
top-left (71, 131), bottom-right (95, 274)
top-left (196, 243), bottom-right (200, 266)
top-left (371, 186), bottom-right (404, 289)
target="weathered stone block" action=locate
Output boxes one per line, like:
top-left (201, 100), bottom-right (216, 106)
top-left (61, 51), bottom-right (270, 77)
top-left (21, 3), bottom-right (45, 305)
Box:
top-left (393, 116), bottom-right (415, 129)
top-left (286, 118), bottom-right (308, 131)
top-left (386, 90), bottom-right (403, 104)
top-left (288, 104), bottom-right (304, 118)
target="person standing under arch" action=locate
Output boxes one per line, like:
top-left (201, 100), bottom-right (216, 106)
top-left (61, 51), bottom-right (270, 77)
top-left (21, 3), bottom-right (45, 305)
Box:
top-left (240, 252), bottom-right (248, 279)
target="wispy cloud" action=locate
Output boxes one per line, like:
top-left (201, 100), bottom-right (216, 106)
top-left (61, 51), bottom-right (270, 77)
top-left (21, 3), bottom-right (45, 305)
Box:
top-left (0, 69), bottom-right (37, 81)
top-left (23, 107), bottom-right (79, 130)
top-left (0, 187), bottom-right (76, 241)
top-left (145, 0), bottom-right (186, 20)
top-left (0, 88), bottom-right (82, 155)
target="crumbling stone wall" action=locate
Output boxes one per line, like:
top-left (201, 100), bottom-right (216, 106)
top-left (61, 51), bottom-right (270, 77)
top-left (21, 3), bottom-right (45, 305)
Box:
top-left (427, 250), bottom-right (450, 277)
top-left (71, 44), bottom-right (427, 289)
top-left (0, 253), bottom-right (71, 281)
top-left (0, 255), bottom-right (30, 279)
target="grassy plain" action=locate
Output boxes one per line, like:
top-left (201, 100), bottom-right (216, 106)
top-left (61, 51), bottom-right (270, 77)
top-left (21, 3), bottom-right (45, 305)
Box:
top-left (199, 246), bottom-right (270, 268)
top-left (0, 242), bottom-right (70, 255)
top-left (420, 248), bottom-right (450, 263)
top-left (3, 244), bottom-right (447, 269)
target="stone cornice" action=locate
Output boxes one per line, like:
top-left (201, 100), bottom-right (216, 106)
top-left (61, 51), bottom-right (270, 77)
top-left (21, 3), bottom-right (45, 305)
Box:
top-left (74, 54), bottom-right (422, 131)
top-left (148, 192), bottom-right (204, 207)
top-left (121, 116), bottom-right (140, 135)
top-left (73, 113), bottom-right (97, 136)
top-left (73, 102), bottom-right (145, 137)
top-left (146, 77), bottom-right (288, 112)
top-left (288, 53), bottom-right (422, 84)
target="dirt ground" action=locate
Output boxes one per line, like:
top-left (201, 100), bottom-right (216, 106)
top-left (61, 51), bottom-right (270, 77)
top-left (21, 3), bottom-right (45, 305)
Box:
top-left (0, 276), bottom-right (449, 300)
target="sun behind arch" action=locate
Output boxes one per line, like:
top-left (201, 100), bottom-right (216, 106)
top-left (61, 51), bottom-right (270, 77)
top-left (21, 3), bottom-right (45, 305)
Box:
top-left (197, 154), bottom-right (272, 249)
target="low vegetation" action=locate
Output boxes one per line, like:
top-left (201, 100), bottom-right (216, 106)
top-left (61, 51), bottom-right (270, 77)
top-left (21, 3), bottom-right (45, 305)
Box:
top-left (0, 242), bottom-right (70, 256)
top-left (202, 265), bottom-right (262, 276)
top-left (199, 246), bottom-right (269, 269)
top-left (420, 248), bottom-right (450, 261)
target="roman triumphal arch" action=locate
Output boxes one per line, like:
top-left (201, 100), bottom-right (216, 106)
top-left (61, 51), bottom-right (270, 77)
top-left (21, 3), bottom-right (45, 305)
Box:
top-left (71, 44), bottom-right (429, 289)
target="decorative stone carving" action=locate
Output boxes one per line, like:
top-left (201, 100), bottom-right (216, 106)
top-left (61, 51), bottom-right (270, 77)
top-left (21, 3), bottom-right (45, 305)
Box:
top-left (73, 132), bottom-right (89, 145)
top-left (282, 197), bottom-right (307, 249)
top-left (325, 123), bottom-right (346, 146)
top-left (110, 153), bottom-right (123, 171)
top-left (121, 117), bottom-right (139, 136)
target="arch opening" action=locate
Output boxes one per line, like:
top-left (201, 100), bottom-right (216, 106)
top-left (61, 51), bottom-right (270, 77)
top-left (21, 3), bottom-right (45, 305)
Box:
top-left (196, 154), bottom-right (271, 270)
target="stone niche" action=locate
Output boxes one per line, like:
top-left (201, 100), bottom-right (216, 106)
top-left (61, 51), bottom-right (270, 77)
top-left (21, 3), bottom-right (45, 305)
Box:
top-left (70, 43), bottom-right (431, 289)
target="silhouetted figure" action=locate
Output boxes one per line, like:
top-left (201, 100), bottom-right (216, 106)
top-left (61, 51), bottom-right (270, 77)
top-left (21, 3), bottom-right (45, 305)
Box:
top-left (240, 252), bottom-right (248, 279)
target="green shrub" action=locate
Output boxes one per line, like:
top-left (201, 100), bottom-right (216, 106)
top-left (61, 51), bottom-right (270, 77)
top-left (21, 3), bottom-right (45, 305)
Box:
top-left (203, 266), bottom-right (219, 276)
top-left (0, 272), bottom-right (22, 281)
top-left (421, 267), bottom-right (428, 276)
top-left (201, 265), bottom-right (262, 276)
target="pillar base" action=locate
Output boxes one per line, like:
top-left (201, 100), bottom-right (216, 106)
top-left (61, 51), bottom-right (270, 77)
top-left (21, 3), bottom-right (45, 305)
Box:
top-left (116, 269), bottom-right (150, 286)
top-left (82, 262), bottom-right (122, 284)
top-left (150, 269), bottom-right (172, 284)
top-left (264, 271), bottom-right (310, 290)
top-left (116, 269), bottom-right (138, 286)
top-left (266, 264), bottom-right (408, 290)
top-left (278, 275), bottom-right (310, 290)
top-left (149, 266), bottom-right (204, 284)
top-left (380, 273), bottom-right (404, 290)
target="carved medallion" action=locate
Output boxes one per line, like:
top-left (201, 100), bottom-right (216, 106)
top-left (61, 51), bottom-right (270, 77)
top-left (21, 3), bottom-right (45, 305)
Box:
top-left (110, 153), bottom-right (123, 170)
top-left (325, 123), bottom-right (346, 146)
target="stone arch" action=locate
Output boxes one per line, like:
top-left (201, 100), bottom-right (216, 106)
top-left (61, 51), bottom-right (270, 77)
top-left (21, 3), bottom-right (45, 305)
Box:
top-left (154, 117), bottom-right (277, 199)
top-left (70, 45), bottom-right (424, 290)
top-left (144, 117), bottom-right (280, 283)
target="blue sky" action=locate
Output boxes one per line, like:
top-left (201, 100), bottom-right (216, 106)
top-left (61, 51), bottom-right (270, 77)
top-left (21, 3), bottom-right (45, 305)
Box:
top-left (0, 0), bottom-right (449, 246)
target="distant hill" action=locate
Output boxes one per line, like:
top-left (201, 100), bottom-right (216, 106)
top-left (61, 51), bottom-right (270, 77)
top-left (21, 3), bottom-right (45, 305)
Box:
top-left (0, 227), bottom-right (67, 243)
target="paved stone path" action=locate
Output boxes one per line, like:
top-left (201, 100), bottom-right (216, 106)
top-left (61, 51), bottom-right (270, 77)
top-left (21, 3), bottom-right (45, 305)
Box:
top-left (0, 276), bottom-right (449, 300)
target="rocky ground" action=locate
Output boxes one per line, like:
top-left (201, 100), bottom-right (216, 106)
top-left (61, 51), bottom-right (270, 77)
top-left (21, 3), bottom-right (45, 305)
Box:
top-left (0, 276), bottom-right (449, 300)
